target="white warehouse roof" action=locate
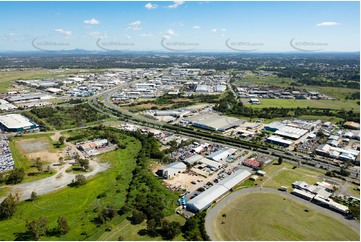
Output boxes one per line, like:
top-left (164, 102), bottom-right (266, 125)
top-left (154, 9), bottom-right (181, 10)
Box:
top-left (207, 149), bottom-right (229, 161)
top-left (0, 114), bottom-right (36, 129)
top-left (187, 169), bottom-right (251, 212)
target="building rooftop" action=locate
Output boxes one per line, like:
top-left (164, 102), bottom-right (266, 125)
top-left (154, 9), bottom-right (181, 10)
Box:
top-left (0, 114), bottom-right (36, 129)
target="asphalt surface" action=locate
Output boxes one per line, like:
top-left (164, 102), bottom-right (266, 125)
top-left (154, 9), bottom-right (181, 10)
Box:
top-left (205, 187), bottom-right (360, 241)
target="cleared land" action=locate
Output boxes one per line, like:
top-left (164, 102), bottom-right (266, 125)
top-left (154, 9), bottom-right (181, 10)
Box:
top-left (209, 192), bottom-right (359, 241)
top-left (8, 134), bottom-right (59, 183)
top-left (242, 98), bottom-right (359, 111)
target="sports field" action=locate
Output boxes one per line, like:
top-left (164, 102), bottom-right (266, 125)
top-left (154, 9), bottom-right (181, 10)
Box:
top-left (210, 192), bottom-right (360, 241)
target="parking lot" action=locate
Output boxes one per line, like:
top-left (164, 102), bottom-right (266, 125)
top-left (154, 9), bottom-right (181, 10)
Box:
top-left (0, 134), bottom-right (15, 173)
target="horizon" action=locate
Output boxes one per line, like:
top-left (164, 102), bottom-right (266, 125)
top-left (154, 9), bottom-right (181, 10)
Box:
top-left (0, 1), bottom-right (360, 53)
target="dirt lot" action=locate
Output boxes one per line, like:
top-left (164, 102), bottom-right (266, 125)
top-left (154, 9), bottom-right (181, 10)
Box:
top-left (165, 173), bottom-right (206, 192)
top-left (17, 137), bottom-right (60, 163)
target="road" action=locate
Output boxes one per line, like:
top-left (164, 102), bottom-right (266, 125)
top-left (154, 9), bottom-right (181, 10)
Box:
top-left (205, 187), bottom-right (360, 241)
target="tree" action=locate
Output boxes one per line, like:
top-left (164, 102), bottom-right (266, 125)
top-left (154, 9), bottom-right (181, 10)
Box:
top-left (161, 221), bottom-right (181, 240)
top-left (25, 216), bottom-right (48, 240)
top-left (6, 168), bottom-right (25, 184)
top-left (147, 219), bottom-right (158, 237)
top-left (30, 191), bottom-right (37, 201)
top-left (57, 216), bottom-right (70, 235)
top-left (98, 206), bottom-right (116, 224)
top-left (131, 210), bottom-right (146, 225)
top-left (59, 136), bottom-right (65, 145)
top-left (70, 174), bottom-right (86, 187)
top-left (0, 194), bottom-right (17, 219)
top-left (58, 156), bottom-right (64, 164)
top-left (78, 159), bottom-right (90, 171)
top-left (278, 156), bottom-right (283, 165)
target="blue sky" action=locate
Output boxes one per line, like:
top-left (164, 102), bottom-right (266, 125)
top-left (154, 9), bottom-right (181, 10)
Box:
top-left (0, 1), bottom-right (359, 52)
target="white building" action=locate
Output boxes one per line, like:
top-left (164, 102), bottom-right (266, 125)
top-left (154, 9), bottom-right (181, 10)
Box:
top-left (187, 169), bottom-right (251, 212)
top-left (157, 162), bottom-right (187, 179)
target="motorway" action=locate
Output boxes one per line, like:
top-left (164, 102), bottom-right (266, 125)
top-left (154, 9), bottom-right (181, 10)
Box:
top-left (87, 85), bottom-right (360, 181)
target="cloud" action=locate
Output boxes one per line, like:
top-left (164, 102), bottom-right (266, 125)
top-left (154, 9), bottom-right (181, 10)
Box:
top-left (54, 28), bottom-right (72, 38)
top-left (1, 33), bottom-right (25, 41)
top-left (83, 18), bottom-right (100, 25)
top-left (128, 21), bottom-right (142, 31)
top-left (87, 31), bottom-right (106, 39)
top-left (316, 22), bottom-right (340, 26)
top-left (221, 28), bottom-right (227, 32)
top-left (141, 33), bottom-right (154, 38)
top-left (211, 28), bottom-right (217, 32)
top-left (163, 28), bottom-right (177, 39)
top-left (168, 1), bottom-right (185, 9)
top-left (145, 3), bottom-right (157, 9)
top-left (192, 25), bottom-right (200, 29)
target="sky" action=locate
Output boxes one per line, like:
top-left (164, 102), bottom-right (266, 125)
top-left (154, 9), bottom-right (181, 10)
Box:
top-left (0, 1), bottom-right (359, 52)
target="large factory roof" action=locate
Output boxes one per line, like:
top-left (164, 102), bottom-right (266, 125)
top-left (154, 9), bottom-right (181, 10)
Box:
top-left (0, 114), bottom-right (36, 129)
top-left (186, 113), bottom-right (244, 131)
top-left (186, 169), bottom-right (251, 212)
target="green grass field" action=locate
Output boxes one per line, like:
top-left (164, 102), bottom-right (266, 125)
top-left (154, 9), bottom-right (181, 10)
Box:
top-left (243, 98), bottom-right (359, 111)
top-left (211, 192), bottom-right (360, 241)
top-left (97, 214), bottom-right (186, 241)
top-left (0, 135), bottom-right (142, 241)
top-left (261, 162), bottom-right (324, 189)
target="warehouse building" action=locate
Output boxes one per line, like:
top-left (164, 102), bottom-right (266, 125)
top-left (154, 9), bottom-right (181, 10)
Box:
top-left (266, 135), bottom-right (293, 147)
top-left (186, 113), bottom-right (244, 132)
top-left (207, 149), bottom-right (230, 162)
top-left (315, 144), bottom-right (360, 162)
top-left (186, 169), bottom-right (251, 212)
top-left (6, 93), bottom-right (53, 103)
top-left (156, 162), bottom-right (187, 179)
top-left (0, 114), bottom-right (38, 132)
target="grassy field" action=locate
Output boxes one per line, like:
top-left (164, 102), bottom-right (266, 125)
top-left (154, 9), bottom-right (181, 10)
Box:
top-left (211, 192), bottom-right (360, 241)
top-left (97, 214), bottom-right (186, 241)
top-left (0, 135), bottom-right (142, 241)
top-left (242, 98), bottom-right (359, 111)
top-left (261, 162), bottom-right (324, 189)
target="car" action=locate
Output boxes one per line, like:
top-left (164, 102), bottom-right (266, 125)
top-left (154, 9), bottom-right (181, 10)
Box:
top-left (191, 181), bottom-right (197, 185)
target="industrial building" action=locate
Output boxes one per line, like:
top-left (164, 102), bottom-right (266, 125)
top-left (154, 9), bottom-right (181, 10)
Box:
top-left (266, 135), bottom-right (293, 147)
top-left (185, 113), bottom-right (244, 132)
top-left (157, 162), bottom-right (187, 179)
top-left (186, 169), bottom-right (251, 212)
top-left (207, 149), bottom-right (230, 162)
top-left (77, 139), bottom-right (109, 152)
top-left (6, 93), bottom-right (53, 103)
top-left (0, 114), bottom-right (38, 132)
top-left (315, 144), bottom-right (360, 162)
top-left (264, 120), bottom-right (316, 140)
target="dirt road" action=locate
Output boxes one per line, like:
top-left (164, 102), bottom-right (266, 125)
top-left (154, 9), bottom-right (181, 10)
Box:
top-left (0, 159), bottom-right (109, 202)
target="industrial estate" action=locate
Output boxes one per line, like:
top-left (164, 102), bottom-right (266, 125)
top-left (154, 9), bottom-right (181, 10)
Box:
top-left (0, 1), bottom-right (360, 241)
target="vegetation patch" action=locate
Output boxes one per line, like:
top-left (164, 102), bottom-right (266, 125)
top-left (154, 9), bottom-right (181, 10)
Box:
top-left (29, 104), bottom-right (108, 130)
